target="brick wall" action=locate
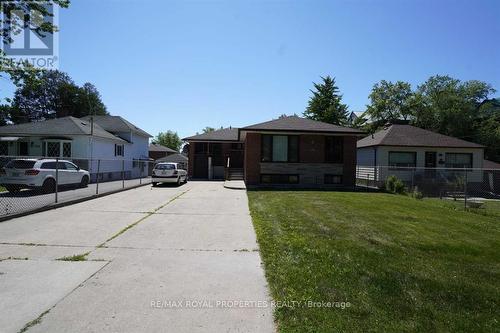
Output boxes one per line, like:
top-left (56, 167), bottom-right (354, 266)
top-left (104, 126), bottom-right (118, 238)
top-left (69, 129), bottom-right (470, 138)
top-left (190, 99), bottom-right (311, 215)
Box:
top-left (343, 136), bottom-right (357, 186)
top-left (244, 133), bottom-right (261, 185)
top-left (243, 133), bottom-right (358, 188)
top-left (300, 135), bottom-right (325, 163)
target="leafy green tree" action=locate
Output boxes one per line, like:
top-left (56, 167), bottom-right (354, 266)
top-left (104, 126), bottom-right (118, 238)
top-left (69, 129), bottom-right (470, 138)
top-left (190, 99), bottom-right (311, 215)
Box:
top-left (366, 80), bottom-right (414, 125)
top-left (474, 98), bottom-right (500, 161)
top-left (202, 127), bottom-right (215, 133)
top-left (154, 131), bottom-right (182, 152)
top-left (304, 76), bottom-right (349, 125)
top-left (8, 70), bottom-right (107, 123)
top-left (0, 1), bottom-right (70, 87)
top-left (412, 75), bottom-right (495, 140)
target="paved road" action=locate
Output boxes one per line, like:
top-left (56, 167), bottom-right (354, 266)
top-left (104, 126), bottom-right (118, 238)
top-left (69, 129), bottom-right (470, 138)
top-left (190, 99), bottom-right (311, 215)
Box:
top-left (0, 177), bottom-right (152, 218)
top-left (0, 182), bottom-right (274, 333)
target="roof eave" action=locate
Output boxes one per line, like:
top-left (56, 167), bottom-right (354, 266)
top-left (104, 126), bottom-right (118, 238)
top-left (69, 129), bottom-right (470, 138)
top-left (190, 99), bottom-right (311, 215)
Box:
top-left (240, 128), bottom-right (365, 135)
top-left (357, 143), bottom-right (485, 149)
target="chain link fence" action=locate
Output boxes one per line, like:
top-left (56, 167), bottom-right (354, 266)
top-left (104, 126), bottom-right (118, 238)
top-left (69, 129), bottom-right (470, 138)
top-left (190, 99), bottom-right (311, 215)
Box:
top-left (0, 156), bottom-right (157, 218)
top-left (356, 165), bottom-right (500, 209)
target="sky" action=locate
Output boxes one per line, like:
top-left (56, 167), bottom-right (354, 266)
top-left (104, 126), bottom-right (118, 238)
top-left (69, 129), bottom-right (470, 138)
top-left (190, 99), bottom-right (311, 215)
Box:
top-left (1, 0), bottom-right (499, 139)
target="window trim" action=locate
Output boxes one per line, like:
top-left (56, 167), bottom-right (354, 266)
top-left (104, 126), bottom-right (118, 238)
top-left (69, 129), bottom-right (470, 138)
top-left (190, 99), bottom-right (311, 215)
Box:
top-left (42, 140), bottom-right (72, 158)
top-left (388, 151), bottom-right (417, 168)
top-left (445, 153), bottom-right (473, 169)
top-left (260, 134), bottom-right (300, 163)
top-left (324, 136), bottom-right (344, 163)
top-left (114, 144), bottom-right (124, 157)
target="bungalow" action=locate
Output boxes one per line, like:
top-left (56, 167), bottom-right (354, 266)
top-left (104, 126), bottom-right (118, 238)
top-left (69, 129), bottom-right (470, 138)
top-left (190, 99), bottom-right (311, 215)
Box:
top-left (183, 116), bottom-right (365, 188)
top-left (0, 115), bottom-right (152, 180)
top-left (356, 124), bottom-right (485, 188)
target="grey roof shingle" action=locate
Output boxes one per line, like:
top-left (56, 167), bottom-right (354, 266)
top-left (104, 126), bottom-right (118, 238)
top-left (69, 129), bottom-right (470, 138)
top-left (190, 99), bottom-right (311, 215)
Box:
top-left (357, 125), bottom-right (484, 148)
top-left (155, 153), bottom-right (188, 163)
top-left (0, 117), bottom-right (126, 143)
top-left (241, 116), bottom-right (364, 134)
top-left (183, 128), bottom-right (239, 142)
top-left (149, 143), bottom-right (177, 153)
top-left (81, 115), bottom-right (152, 138)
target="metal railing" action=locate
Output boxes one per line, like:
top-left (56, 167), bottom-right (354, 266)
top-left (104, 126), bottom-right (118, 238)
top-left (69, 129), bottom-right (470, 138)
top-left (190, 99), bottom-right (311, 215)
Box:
top-left (356, 165), bottom-right (500, 208)
top-left (0, 156), bottom-right (155, 218)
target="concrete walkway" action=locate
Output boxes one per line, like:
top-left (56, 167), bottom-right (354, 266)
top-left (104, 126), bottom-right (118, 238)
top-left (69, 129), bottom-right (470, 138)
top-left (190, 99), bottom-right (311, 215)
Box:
top-left (0, 182), bottom-right (275, 333)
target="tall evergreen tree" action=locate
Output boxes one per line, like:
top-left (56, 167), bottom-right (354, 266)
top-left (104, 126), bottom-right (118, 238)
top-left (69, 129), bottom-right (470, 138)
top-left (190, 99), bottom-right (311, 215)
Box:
top-left (303, 76), bottom-right (349, 125)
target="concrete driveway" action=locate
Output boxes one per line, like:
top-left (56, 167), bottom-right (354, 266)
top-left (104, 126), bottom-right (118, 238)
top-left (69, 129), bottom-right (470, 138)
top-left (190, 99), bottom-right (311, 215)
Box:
top-left (0, 177), bottom-right (152, 218)
top-left (0, 182), bottom-right (275, 333)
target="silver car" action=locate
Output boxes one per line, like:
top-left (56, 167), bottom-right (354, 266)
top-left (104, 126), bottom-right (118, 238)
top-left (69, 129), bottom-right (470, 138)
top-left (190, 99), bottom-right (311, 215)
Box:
top-left (152, 162), bottom-right (187, 186)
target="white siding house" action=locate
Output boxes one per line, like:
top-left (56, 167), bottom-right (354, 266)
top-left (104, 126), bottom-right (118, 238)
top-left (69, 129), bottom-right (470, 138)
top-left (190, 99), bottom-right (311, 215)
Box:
top-left (0, 116), bottom-right (152, 181)
top-left (357, 124), bottom-right (485, 184)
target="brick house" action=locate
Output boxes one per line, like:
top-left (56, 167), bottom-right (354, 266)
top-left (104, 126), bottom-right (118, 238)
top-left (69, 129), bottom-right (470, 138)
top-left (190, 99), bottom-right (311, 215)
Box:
top-left (183, 116), bottom-right (364, 188)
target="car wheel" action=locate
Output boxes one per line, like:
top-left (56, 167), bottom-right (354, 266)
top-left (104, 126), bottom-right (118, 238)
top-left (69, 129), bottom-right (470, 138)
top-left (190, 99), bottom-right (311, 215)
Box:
top-left (5, 185), bottom-right (20, 193)
top-left (80, 175), bottom-right (89, 188)
top-left (152, 182), bottom-right (158, 187)
top-left (42, 178), bottom-right (56, 194)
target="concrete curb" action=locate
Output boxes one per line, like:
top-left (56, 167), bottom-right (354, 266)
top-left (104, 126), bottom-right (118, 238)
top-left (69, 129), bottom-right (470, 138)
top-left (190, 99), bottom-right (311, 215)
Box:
top-left (223, 180), bottom-right (247, 190)
top-left (0, 182), bottom-right (151, 223)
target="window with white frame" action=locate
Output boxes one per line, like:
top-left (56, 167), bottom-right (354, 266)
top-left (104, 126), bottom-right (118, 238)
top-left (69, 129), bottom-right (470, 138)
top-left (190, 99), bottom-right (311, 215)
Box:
top-left (388, 151), bottom-right (417, 167)
top-left (445, 153), bottom-right (472, 168)
top-left (43, 141), bottom-right (72, 158)
top-left (115, 144), bottom-right (124, 156)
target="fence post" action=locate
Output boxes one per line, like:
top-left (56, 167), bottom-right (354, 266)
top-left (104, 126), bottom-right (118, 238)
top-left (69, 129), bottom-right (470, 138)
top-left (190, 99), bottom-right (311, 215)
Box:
top-left (122, 160), bottom-right (125, 189)
top-left (411, 168), bottom-right (415, 192)
top-left (55, 158), bottom-right (59, 203)
top-left (96, 159), bottom-right (100, 195)
top-left (464, 168), bottom-right (468, 209)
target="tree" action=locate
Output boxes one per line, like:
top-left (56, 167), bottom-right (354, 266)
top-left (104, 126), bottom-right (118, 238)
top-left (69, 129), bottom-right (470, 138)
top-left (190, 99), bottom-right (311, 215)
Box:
top-left (7, 70), bottom-right (107, 123)
top-left (154, 131), bottom-right (182, 152)
top-left (303, 76), bottom-right (349, 125)
top-left (202, 127), bottom-right (215, 133)
top-left (366, 80), bottom-right (414, 126)
top-left (1, 1), bottom-right (70, 88)
top-left (412, 75), bottom-right (495, 140)
top-left (474, 98), bottom-right (500, 161)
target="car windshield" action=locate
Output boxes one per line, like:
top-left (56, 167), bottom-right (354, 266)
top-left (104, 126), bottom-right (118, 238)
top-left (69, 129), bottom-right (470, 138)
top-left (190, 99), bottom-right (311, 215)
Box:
top-left (155, 164), bottom-right (175, 170)
top-left (5, 160), bottom-right (36, 169)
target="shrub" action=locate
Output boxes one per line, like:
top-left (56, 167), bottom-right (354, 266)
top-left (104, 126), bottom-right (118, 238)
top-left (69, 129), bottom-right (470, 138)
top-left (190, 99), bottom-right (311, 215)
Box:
top-left (412, 187), bottom-right (424, 200)
top-left (385, 175), bottom-right (406, 195)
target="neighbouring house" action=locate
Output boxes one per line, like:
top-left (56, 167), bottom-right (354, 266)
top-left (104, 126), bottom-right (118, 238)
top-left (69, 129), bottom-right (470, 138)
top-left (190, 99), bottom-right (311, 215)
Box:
top-left (483, 159), bottom-right (500, 195)
top-left (155, 153), bottom-right (188, 170)
top-left (183, 116), bottom-right (365, 188)
top-left (183, 127), bottom-right (242, 180)
top-left (356, 124), bottom-right (486, 193)
top-left (149, 143), bottom-right (177, 160)
top-left (0, 115), bottom-right (152, 181)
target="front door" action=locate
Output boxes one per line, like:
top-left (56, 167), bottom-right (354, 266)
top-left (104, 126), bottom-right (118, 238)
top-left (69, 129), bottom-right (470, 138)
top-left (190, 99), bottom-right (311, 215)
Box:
top-left (425, 152), bottom-right (437, 178)
top-left (425, 152), bottom-right (437, 168)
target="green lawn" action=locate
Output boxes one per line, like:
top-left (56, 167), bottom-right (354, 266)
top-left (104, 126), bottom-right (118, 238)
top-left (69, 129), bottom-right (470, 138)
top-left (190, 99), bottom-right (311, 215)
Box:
top-left (247, 191), bottom-right (500, 332)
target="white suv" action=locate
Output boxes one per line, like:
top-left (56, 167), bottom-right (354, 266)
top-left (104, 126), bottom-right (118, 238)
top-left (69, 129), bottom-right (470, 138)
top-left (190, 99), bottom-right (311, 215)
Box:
top-left (152, 162), bottom-right (187, 186)
top-left (0, 159), bottom-right (90, 194)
